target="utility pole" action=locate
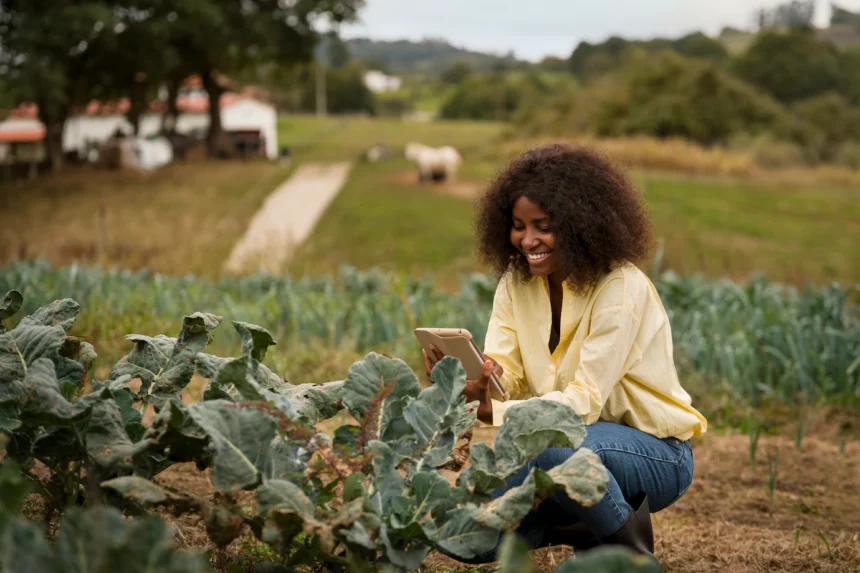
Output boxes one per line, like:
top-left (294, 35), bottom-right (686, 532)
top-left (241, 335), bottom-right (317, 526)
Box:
top-left (315, 61), bottom-right (327, 117)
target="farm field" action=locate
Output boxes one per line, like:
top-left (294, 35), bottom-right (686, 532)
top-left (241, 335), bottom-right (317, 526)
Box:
top-left (3, 116), bottom-right (859, 289)
top-left (1, 115), bottom-right (859, 573)
top-left (1, 264), bottom-right (858, 573)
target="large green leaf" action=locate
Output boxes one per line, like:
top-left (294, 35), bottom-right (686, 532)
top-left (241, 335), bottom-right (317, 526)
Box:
top-left (403, 357), bottom-right (475, 470)
top-left (468, 400), bottom-right (591, 493)
top-left (0, 290), bottom-right (23, 334)
top-left (111, 313), bottom-right (220, 403)
top-left (20, 358), bottom-right (93, 426)
top-left (0, 332), bottom-right (26, 383)
top-left (276, 382), bottom-right (341, 424)
top-left (234, 321), bottom-right (276, 362)
top-left (84, 399), bottom-right (152, 474)
top-left (467, 472), bottom-right (536, 531)
top-left (369, 440), bottom-right (405, 516)
top-left (10, 320), bottom-right (66, 368)
top-left (494, 400), bottom-right (587, 469)
top-left (0, 518), bottom-right (54, 573)
top-left (156, 312), bottom-right (222, 392)
top-left (341, 353), bottom-right (420, 418)
top-left (497, 533), bottom-right (540, 573)
top-left (404, 357), bottom-right (467, 443)
top-left (435, 507), bottom-right (500, 560)
top-left (55, 506), bottom-right (208, 573)
top-left (553, 546), bottom-right (662, 572)
top-left (109, 334), bottom-right (175, 384)
top-left (542, 448), bottom-right (609, 507)
top-left (24, 298), bottom-right (80, 332)
top-left (135, 400), bottom-right (209, 477)
top-left (187, 401), bottom-right (278, 491)
top-left (379, 524), bottom-right (429, 571)
top-left (257, 479), bottom-right (314, 515)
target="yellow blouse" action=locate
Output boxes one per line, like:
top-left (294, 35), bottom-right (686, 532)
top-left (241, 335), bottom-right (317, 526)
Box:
top-left (483, 263), bottom-right (707, 440)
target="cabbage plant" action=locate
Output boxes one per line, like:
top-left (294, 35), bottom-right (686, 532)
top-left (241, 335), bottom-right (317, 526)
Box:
top-left (0, 289), bottom-right (651, 572)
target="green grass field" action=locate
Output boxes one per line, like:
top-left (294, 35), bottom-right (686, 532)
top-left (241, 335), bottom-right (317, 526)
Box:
top-left (2, 115), bottom-right (858, 289)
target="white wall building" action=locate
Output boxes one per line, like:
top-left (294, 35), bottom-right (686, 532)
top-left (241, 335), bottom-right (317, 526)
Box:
top-left (0, 91), bottom-right (279, 161)
top-left (363, 70), bottom-right (402, 93)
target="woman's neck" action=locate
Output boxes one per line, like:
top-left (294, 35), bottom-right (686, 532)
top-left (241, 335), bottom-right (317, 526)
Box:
top-left (548, 271), bottom-right (566, 295)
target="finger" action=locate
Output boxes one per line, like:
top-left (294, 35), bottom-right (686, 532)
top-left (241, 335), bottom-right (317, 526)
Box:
top-left (422, 350), bottom-right (433, 376)
top-left (430, 344), bottom-right (444, 362)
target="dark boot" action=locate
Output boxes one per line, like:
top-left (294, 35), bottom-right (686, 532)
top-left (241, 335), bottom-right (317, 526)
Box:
top-left (543, 492), bottom-right (653, 553)
top-left (599, 492), bottom-right (655, 557)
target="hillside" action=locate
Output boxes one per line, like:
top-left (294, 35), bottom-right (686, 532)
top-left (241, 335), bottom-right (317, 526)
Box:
top-left (343, 37), bottom-right (526, 74)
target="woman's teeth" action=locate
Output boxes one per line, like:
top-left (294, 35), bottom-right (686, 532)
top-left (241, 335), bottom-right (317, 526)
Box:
top-left (526, 252), bottom-right (550, 261)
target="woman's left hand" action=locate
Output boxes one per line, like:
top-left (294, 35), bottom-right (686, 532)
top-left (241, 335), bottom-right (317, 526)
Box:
top-left (463, 359), bottom-right (496, 424)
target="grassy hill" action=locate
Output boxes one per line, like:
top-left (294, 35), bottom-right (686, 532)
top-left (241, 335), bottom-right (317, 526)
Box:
top-left (344, 37), bottom-right (526, 74)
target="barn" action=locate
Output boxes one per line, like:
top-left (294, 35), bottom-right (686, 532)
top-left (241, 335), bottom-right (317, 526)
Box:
top-left (0, 83), bottom-right (279, 166)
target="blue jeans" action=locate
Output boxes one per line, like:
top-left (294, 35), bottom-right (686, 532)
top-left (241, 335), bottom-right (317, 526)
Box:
top-left (463, 421), bottom-right (694, 563)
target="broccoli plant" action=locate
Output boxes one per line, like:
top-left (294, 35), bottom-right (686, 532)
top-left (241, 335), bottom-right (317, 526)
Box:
top-left (104, 348), bottom-right (613, 570)
top-left (1, 289), bottom-right (649, 572)
top-left (0, 456), bottom-right (208, 573)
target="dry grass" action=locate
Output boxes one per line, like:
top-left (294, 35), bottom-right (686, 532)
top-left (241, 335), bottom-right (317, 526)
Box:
top-left (147, 418), bottom-right (860, 573)
top-left (0, 159), bottom-right (293, 278)
top-left (489, 135), bottom-right (860, 188)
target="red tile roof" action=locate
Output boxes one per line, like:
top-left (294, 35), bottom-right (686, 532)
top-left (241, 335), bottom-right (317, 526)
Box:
top-left (4, 92), bottom-right (258, 120)
top-left (0, 127), bottom-right (46, 143)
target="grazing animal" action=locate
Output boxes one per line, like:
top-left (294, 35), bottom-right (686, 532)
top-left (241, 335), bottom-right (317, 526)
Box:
top-left (404, 142), bottom-right (463, 183)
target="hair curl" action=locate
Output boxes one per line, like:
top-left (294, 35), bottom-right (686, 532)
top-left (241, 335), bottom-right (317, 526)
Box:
top-left (475, 143), bottom-right (654, 293)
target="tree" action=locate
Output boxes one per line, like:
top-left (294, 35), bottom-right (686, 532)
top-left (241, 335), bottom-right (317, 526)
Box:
top-left (754, 0), bottom-right (816, 30)
top-left (732, 30), bottom-right (842, 103)
top-left (536, 56), bottom-right (568, 72)
top-left (318, 31), bottom-right (351, 69)
top-left (134, 0), bottom-right (365, 158)
top-left (440, 61), bottom-right (472, 84)
top-left (0, 1), bottom-right (116, 171)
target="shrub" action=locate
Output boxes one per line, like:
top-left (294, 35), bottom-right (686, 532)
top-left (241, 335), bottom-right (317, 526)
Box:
top-left (732, 30), bottom-right (843, 104)
top-left (1, 288), bottom-right (657, 572)
top-left (835, 141), bottom-right (860, 170)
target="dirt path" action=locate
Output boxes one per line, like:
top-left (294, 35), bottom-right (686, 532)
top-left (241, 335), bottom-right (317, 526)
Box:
top-left (224, 162), bottom-right (353, 274)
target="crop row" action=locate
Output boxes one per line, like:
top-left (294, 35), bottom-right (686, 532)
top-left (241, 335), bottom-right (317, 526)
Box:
top-left (2, 261), bottom-right (857, 407)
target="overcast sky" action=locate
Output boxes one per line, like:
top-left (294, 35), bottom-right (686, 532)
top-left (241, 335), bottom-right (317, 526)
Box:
top-left (339, 0), bottom-right (860, 61)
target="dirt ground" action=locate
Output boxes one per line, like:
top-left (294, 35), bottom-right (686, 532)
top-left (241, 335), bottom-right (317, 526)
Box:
top-left (385, 170), bottom-right (482, 199)
top-left (154, 424), bottom-right (860, 573)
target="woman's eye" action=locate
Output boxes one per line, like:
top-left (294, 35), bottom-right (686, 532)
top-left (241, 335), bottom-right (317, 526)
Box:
top-left (538, 227), bottom-right (551, 233)
top-left (512, 225), bottom-right (525, 231)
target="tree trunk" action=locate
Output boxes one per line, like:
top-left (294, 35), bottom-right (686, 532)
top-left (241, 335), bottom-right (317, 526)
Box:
top-left (202, 70), bottom-right (227, 159)
top-left (161, 77), bottom-right (180, 135)
top-left (44, 119), bottom-right (65, 172)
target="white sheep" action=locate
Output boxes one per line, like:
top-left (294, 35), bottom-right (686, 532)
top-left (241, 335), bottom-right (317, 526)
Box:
top-left (405, 142), bottom-right (463, 183)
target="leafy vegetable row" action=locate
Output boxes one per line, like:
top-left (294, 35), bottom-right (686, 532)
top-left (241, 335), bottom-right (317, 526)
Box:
top-left (0, 289), bottom-right (656, 572)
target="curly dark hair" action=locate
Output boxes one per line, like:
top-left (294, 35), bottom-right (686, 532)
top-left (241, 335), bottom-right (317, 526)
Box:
top-left (475, 143), bottom-right (654, 293)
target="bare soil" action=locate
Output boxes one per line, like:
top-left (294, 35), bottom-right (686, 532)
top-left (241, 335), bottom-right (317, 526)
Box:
top-left (152, 425), bottom-right (859, 572)
top-left (385, 170), bottom-right (482, 199)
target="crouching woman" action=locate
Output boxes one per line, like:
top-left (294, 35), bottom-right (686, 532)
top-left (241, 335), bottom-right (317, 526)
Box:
top-left (424, 144), bottom-right (707, 564)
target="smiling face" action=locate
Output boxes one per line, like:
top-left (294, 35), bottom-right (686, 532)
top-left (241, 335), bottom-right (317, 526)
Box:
top-left (510, 196), bottom-right (560, 277)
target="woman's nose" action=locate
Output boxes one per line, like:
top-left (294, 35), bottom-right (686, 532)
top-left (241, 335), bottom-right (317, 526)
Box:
top-left (522, 232), bottom-right (540, 249)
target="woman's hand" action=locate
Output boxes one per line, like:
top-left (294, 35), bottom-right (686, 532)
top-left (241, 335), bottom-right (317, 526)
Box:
top-left (423, 345), bottom-right (502, 424)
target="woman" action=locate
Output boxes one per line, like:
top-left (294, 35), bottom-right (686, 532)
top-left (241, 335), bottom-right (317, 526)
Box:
top-left (424, 143), bottom-right (707, 563)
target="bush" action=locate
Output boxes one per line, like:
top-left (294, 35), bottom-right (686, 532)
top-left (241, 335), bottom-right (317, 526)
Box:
top-left (746, 135), bottom-right (808, 169)
top-left (835, 141), bottom-right (860, 170)
top-left (598, 52), bottom-right (785, 145)
top-left (731, 30), bottom-right (842, 104)
top-left (792, 93), bottom-right (860, 161)
top-left (1, 288), bottom-right (654, 573)
top-left (375, 92), bottom-right (413, 117)
top-left (440, 75), bottom-right (530, 121)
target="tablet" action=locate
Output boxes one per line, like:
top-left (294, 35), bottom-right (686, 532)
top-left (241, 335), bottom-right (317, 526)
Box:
top-left (414, 327), bottom-right (510, 401)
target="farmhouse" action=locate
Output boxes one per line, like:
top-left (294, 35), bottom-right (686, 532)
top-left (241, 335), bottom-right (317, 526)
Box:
top-left (363, 70), bottom-right (402, 93)
top-left (0, 82), bottom-right (279, 168)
